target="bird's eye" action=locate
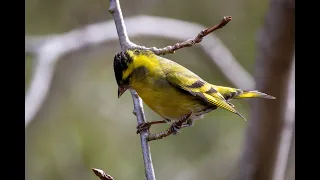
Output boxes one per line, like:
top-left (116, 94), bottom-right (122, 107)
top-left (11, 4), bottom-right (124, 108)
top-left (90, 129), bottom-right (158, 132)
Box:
top-left (134, 50), bottom-right (140, 54)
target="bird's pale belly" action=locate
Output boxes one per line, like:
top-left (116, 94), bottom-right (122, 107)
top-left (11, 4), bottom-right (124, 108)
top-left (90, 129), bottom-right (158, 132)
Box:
top-left (131, 79), bottom-right (214, 121)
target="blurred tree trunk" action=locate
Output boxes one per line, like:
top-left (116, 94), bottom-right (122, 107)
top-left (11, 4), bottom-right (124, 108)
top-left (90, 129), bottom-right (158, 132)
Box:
top-left (235, 0), bottom-right (295, 179)
top-left (285, 124), bottom-right (295, 180)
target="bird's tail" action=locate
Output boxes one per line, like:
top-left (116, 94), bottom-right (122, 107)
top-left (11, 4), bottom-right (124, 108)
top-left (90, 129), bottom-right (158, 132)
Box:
top-left (234, 90), bottom-right (275, 99)
top-left (210, 85), bottom-right (276, 100)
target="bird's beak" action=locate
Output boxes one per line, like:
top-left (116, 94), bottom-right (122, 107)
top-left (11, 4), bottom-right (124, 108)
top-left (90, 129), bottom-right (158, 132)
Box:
top-left (118, 86), bottom-right (129, 98)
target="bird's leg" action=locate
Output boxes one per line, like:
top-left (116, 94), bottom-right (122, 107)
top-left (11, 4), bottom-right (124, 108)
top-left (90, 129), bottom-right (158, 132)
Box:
top-left (170, 114), bottom-right (194, 135)
top-left (147, 112), bottom-right (192, 141)
top-left (180, 119), bottom-right (195, 128)
top-left (136, 120), bottom-right (168, 134)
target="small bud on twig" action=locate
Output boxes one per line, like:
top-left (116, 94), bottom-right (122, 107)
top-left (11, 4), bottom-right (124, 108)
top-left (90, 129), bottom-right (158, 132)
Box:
top-left (92, 168), bottom-right (115, 180)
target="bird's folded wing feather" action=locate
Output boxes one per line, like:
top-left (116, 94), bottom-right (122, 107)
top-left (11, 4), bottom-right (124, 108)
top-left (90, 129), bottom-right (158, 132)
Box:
top-left (165, 70), bottom-right (246, 120)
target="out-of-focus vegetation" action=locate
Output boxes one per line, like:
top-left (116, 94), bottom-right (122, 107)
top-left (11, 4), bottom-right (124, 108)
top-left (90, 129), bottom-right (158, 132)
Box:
top-left (24, 0), bottom-right (284, 180)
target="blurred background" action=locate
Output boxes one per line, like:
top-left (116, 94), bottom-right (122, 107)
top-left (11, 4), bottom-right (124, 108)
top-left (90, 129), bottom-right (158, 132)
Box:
top-left (25, 0), bottom-right (294, 180)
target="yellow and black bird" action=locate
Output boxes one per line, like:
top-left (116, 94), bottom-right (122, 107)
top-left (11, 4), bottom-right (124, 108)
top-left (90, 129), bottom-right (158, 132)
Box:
top-left (114, 49), bottom-right (275, 134)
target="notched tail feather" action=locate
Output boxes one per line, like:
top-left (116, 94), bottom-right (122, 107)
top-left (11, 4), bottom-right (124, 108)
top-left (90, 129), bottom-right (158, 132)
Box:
top-left (209, 85), bottom-right (273, 100)
top-left (236, 112), bottom-right (247, 121)
top-left (234, 90), bottom-right (276, 100)
top-left (210, 85), bottom-right (276, 100)
top-left (235, 111), bottom-right (247, 121)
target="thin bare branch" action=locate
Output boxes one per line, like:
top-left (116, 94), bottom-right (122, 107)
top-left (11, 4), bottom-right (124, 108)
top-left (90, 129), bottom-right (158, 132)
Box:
top-left (108, 0), bottom-right (135, 49)
top-left (25, 36), bottom-right (50, 53)
top-left (149, 16), bottom-right (232, 55)
top-left (92, 168), bottom-right (115, 180)
top-left (108, 0), bottom-right (156, 180)
top-left (25, 42), bottom-right (62, 126)
top-left (130, 91), bottom-right (156, 180)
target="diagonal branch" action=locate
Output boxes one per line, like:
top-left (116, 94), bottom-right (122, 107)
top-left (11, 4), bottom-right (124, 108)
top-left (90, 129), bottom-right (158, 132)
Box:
top-left (25, 42), bottom-right (62, 127)
top-left (108, 0), bottom-right (135, 49)
top-left (148, 16), bottom-right (232, 55)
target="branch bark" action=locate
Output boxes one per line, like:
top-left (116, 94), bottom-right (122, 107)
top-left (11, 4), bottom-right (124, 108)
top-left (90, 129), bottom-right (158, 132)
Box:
top-left (108, 1), bottom-right (156, 180)
top-left (144, 16), bottom-right (232, 55)
top-left (235, 0), bottom-right (295, 179)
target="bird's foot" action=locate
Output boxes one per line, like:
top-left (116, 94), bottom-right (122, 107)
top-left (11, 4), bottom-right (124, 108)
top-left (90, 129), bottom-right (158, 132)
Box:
top-left (171, 112), bottom-right (194, 135)
top-left (170, 122), bottom-right (182, 135)
top-left (136, 120), bottom-right (167, 134)
top-left (146, 112), bottom-right (193, 141)
top-left (175, 112), bottom-right (193, 127)
top-left (136, 122), bottom-right (152, 134)
top-left (181, 119), bottom-right (195, 128)
top-left (170, 118), bottom-right (195, 135)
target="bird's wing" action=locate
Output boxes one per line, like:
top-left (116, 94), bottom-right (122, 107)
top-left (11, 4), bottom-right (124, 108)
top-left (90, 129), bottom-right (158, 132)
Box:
top-left (210, 85), bottom-right (243, 100)
top-left (165, 70), bottom-right (246, 120)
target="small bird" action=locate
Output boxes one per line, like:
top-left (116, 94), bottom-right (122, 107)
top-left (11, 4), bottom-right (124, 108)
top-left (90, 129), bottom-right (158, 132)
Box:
top-left (114, 49), bottom-right (275, 134)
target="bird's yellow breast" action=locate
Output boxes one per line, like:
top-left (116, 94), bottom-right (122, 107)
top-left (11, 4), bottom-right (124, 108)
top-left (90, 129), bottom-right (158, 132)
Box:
top-left (126, 50), bottom-right (210, 121)
top-left (130, 75), bottom-right (206, 121)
